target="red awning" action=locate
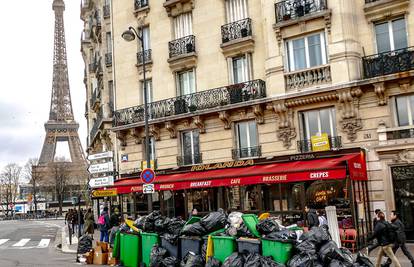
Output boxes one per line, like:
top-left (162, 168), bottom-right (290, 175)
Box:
top-left (109, 153), bottom-right (367, 194)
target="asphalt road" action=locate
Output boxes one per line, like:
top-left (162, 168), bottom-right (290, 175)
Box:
top-left (0, 219), bottom-right (79, 267)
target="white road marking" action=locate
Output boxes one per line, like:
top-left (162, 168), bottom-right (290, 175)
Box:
top-left (37, 239), bottom-right (50, 248)
top-left (0, 239), bottom-right (9, 245)
top-left (12, 239), bottom-right (30, 247)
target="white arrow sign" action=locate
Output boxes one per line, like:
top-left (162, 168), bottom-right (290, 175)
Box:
top-left (88, 151), bottom-right (114, 161)
top-left (88, 162), bottom-right (114, 174)
top-left (143, 184), bottom-right (155, 194)
top-left (89, 176), bottom-right (114, 188)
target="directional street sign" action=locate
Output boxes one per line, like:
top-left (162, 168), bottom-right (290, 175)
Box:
top-left (143, 184), bottom-right (155, 194)
top-left (88, 162), bottom-right (114, 174)
top-left (141, 168), bottom-right (156, 184)
top-left (89, 176), bottom-right (114, 188)
top-left (88, 151), bottom-right (114, 161)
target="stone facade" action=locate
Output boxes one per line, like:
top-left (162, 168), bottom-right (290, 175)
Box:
top-left (82, 0), bottom-right (414, 214)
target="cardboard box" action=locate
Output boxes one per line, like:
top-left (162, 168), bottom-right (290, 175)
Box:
top-left (96, 241), bottom-right (109, 252)
top-left (107, 256), bottom-right (119, 266)
top-left (83, 250), bottom-right (94, 264)
top-left (93, 252), bottom-right (108, 265)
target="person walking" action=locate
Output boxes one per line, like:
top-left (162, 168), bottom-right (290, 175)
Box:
top-left (98, 207), bottom-right (110, 243)
top-left (84, 208), bottom-right (95, 238)
top-left (368, 209), bottom-right (382, 254)
top-left (72, 208), bottom-right (79, 237)
top-left (109, 208), bottom-right (121, 246)
top-left (383, 211), bottom-right (414, 267)
top-left (79, 209), bottom-right (85, 234)
top-left (305, 206), bottom-right (319, 229)
top-left (370, 211), bottom-right (401, 267)
top-left (318, 210), bottom-right (328, 226)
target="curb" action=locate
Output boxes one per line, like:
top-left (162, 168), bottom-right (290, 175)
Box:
top-left (60, 226), bottom-right (77, 254)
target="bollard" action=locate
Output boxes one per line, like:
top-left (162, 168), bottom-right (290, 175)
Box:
top-left (325, 206), bottom-right (341, 248)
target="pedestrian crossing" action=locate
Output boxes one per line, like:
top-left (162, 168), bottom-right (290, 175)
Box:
top-left (0, 238), bottom-right (51, 249)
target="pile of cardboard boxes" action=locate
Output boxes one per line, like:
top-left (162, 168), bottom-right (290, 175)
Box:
top-left (81, 242), bottom-right (118, 266)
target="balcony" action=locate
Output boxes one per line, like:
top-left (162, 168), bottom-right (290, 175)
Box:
top-left (362, 47), bottom-right (414, 79)
top-left (103, 5), bottom-right (110, 18)
top-left (232, 146), bottom-right (262, 160)
top-left (275, 0), bottom-right (328, 24)
top-left (135, 0), bottom-right (149, 10)
top-left (137, 49), bottom-right (152, 65)
top-left (387, 128), bottom-right (414, 140)
top-left (90, 89), bottom-right (101, 110)
top-left (297, 136), bottom-right (342, 153)
top-left (177, 153), bottom-right (202, 166)
top-left (221, 18), bottom-right (252, 44)
top-left (105, 53), bottom-right (112, 67)
top-left (285, 65), bottom-right (331, 90)
top-left (168, 35), bottom-right (195, 59)
top-left (113, 79), bottom-right (266, 127)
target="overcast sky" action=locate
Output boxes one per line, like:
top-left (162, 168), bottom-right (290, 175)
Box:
top-left (0, 1), bottom-right (86, 170)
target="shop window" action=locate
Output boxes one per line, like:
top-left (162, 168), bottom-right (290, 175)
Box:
top-left (235, 120), bottom-right (259, 158)
top-left (305, 180), bottom-right (348, 209)
top-left (177, 69), bottom-right (196, 96)
top-left (375, 18), bottom-right (407, 54)
top-left (224, 186), bottom-right (242, 210)
top-left (187, 189), bottom-right (218, 214)
top-left (180, 130), bottom-right (201, 165)
top-left (225, 0), bottom-right (248, 23)
top-left (286, 32), bottom-right (327, 72)
top-left (395, 94), bottom-right (414, 127)
top-left (300, 107), bottom-right (336, 140)
top-left (244, 185), bottom-right (261, 211)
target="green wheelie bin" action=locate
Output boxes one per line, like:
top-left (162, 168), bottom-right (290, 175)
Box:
top-left (141, 232), bottom-right (160, 267)
top-left (120, 232), bottom-right (141, 267)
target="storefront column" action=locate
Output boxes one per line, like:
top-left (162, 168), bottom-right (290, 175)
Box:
top-left (184, 190), bottom-right (189, 219)
top-left (326, 206), bottom-right (341, 248)
top-left (257, 185), bottom-right (263, 211)
top-left (160, 191), bottom-right (165, 215)
top-left (240, 187), bottom-right (246, 211)
top-left (217, 188), bottom-right (223, 209)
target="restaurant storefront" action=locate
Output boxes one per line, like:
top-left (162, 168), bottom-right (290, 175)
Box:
top-left (95, 148), bottom-right (371, 247)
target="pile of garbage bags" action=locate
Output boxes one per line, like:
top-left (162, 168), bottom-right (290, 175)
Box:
top-left (181, 209), bottom-right (227, 237)
top-left (216, 252), bottom-right (284, 267)
top-left (150, 245), bottom-right (204, 267)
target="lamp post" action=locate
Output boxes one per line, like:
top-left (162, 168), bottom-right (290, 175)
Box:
top-left (122, 26), bottom-right (153, 212)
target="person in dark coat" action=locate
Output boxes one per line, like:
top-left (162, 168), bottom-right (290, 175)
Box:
top-left (370, 211), bottom-right (401, 267)
top-left (83, 208), bottom-right (94, 238)
top-left (305, 206), bottom-right (319, 229)
top-left (368, 209), bottom-right (382, 254)
top-left (109, 208), bottom-right (121, 246)
top-left (383, 211), bottom-right (414, 267)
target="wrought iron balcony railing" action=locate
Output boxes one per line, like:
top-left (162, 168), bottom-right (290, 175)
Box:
top-left (285, 65), bottom-right (331, 90)
top-left (103, 5), bottom-right (110, 18)
top-left (135, 0), bottom-right (149, 10)
top-left (362, 47), bottom-right (414, 79)
top-left (168, 35), bottom-right (196, 58)
top-left (177, 153), bottom-right (202, 166)
top-left (114, 79), bottom-right (266, 127)
top-left (386, 128), bottom-right (414, 140)
top-left (105, 53), bottom-right (112, 66)
top-left (297, 136), bottom-right (342, 153)
top-left (232, 146), bottom-right (262, 160)
top-left (137, 49), bottom-right (152, 65)
top-left (221, 18), bottom-right (252, 44)
top-left (275, 0), bottom-right (328, 24)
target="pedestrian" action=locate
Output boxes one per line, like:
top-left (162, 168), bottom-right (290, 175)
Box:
top-left (98, 207), bottom-right (110, 243)
top-left (72, 208), bottom-right (79, 236)
top-left (79, 209), bottom-right (85, 234)
top-left (109, 208), bottom-right (121, 246)
top-left (370, 211), bottom-right (401, 267)
top-left (189, 208), bottom-right (198, 219)
top-left (368, 209), bottom-right (382, 254)
top-left (383, 211), bottom-right (414, 267)
top-left (318, 210), bottom-right (328, 226)
top-left (84, 208), bottom-right (95, 239)
top-left (305, 205), bottom-right (319, 229)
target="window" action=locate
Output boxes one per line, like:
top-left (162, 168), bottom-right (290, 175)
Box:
top-left (144, 137), bottom-right (156, 161)
top-left (92, 78), bottom-right (98, 93)
top-left (235, 121), bottom-right (258, 158)
top-left (177, 69), bottom-right (196, 95)
top-left (286, 32), bottom-right (327, 72)
top-left (174, 13), bottom-right (192, 39)
top-left (229, 54), bottom-right (252, 84)
top-left (375, 18), bottom-right (407, 53)
top-left (141, 26), bottom-right (150, 51)
top-left (225, 0), bottom-right (248, 23)
top-left (106, 32), bottom-right (112, 52)
top-left (395, 95), bottom-right (414, 126)
top-left (181, 130), bottom-right (201, 165)
top-left (108, 80), bottom-right (114, 112)
top-left (300, 107), bottom-right (336, 140)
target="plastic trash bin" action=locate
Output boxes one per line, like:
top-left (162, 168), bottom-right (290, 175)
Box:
top-left (211, 236), bottom-right (236, 263)
top-left (237, 238), bottom-right (261, 254)
top-left (161, 235), bottom-right (180, 259)
top-left (180, 236), bottom-right (203, 258)
top-left (241, 214), bottom-right (261, 238)
top-left (120, 233), bottom-right (141, 267)
top-left (112, 231), bottom-right (120, 258)
top-left (261, 238), bottom-right (293, 264)
top-left (184, 216), bottom-right (201, 226)
top-left (141, 232), bottom-right (160, 267)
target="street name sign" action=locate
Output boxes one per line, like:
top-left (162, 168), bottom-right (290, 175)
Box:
top-left (88, 151), bottom-right (114, 161)
top-left (89, 176), bottom-right (114, 188)
top-left (88, 162), bottom-right (114, 174)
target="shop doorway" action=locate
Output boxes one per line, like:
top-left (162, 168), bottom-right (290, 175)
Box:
top-left (391, 166), bottom-right (414, 242)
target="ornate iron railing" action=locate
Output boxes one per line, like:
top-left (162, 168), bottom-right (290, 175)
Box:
top-left (177, 153), bottom-right (202, 166)
top-left (114, 79), bottom-right (266, 127)
top-left (90, 110), bottom-right (103, 142)
top-left (275, 0), bottom-right (328, 23)
top-left (137, 49), bottom-right (152, 65)
top-left (232, 146), bottom-right (262, 160)
top-left (386, 128), bottom-right (414, 140)
top-left (221, 18), bottom-right (252, 44)
top-left (362, 47), bottom-right (414, 79)
top-left (135, 0), bottom-right (149, 10)
top-left (285, 65), bottom-right (331, 90)
top-left (103, 5), bottom-right (110, 18)
top-left (105, 53), bottom-right (112, 66)
top-left (168, 35), bottom-right (195, 58)
top-left (91, 89), bottom-right (101, 108)
top-left (297, 136), bottom-right (342, 153)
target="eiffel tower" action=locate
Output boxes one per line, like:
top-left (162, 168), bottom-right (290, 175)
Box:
top-left (35, 0), bottom-right (87, 180)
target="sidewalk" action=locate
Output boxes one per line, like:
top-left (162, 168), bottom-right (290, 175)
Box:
top-left (369, 244), bottom-right (414, 267)
top-left (61, 225), bottom-right (100, 254)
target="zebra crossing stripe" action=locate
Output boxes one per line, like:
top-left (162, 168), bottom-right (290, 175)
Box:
top-left (0, 239), bottom-right (9, 245)
top-left (12, 239), bottom-right (30, 247)
top-left (37, 239), bottom-right (50, 248)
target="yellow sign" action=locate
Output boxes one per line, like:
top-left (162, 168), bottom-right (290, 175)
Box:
top-left (141, 160), bottom-right (156, 170)
top-left (92, 189), bottom-right (117, 198)
top-left (311, 133), bottom-right (331, 152)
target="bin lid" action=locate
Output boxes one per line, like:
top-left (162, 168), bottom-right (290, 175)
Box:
top-left (241, 214), bottom-right (261, 238)
top-left (184, 216), bottom-right (201, 226)
top-left (141, 232), bottom-right (159, 237)
top-left (211, 235), bottom-right (236, 240)
top-left (237, 237), bottom-right (261, 244)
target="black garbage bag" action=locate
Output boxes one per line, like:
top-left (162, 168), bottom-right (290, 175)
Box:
top-left (288, 253), bottom-right (318, 267)
top-left (318, 241), bottom-right (345, 264)
top-left (150, 245), bottom-right (168, 267)
top-left (180, 252), bottom-right (204, 267)
top-left (260, 256), bottom-right (285, 267)
top-left (237, 223), bottom-right (253, 238)
top-left (168, 218), bottom-right (186, 235)
top-left (162, 256), bottom-right (179, 267)
top-left (144, 210), bottom-right (162, 233)
top-left (163, 233), bottom-right (179, 245)
top-left (266, 229), bottom-right (297, 241)
top-left (225, 226), bottom-right (238, 237)
top-left (77, 235), bottom-right (93, 254)
top-left (200, 209), bottom-right (228, 233)
top-left (206, 257), bottom-right (222, 267)
top-left (296, 240), bottom-right (317, 255)
top-left (300, 226), bottom-right (331, 245)
top-left (329, 260), bottom-right (348, 267)
top-left (244, 253), bottom-right (262, 267)
top-left (202, 241), bottom-right (207, 261)
top-left (256, 219), bottom-right (279, 235)
top-left (134, 216), bottom-right (147, 230)
top-left (155, 217), bottom-right (168, 234)
top-left (340, 248), bottom-right (354, 267)
top-left (222, 252), bottom-right (245, 267)
top-left (181, 222), bottom-right (207, 236)
top-left (354, 253), bottom-right (374, 267)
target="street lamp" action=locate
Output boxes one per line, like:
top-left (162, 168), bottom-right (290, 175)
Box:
top-left (122, 26), bottom-right (153, 212)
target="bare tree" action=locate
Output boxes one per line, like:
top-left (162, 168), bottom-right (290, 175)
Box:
top-left (23, 158), bottom-right (41, 215)
top-left (0, 163), bottom-right (22, 216)
top-left (51, 157), bottom-right (71, 215)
